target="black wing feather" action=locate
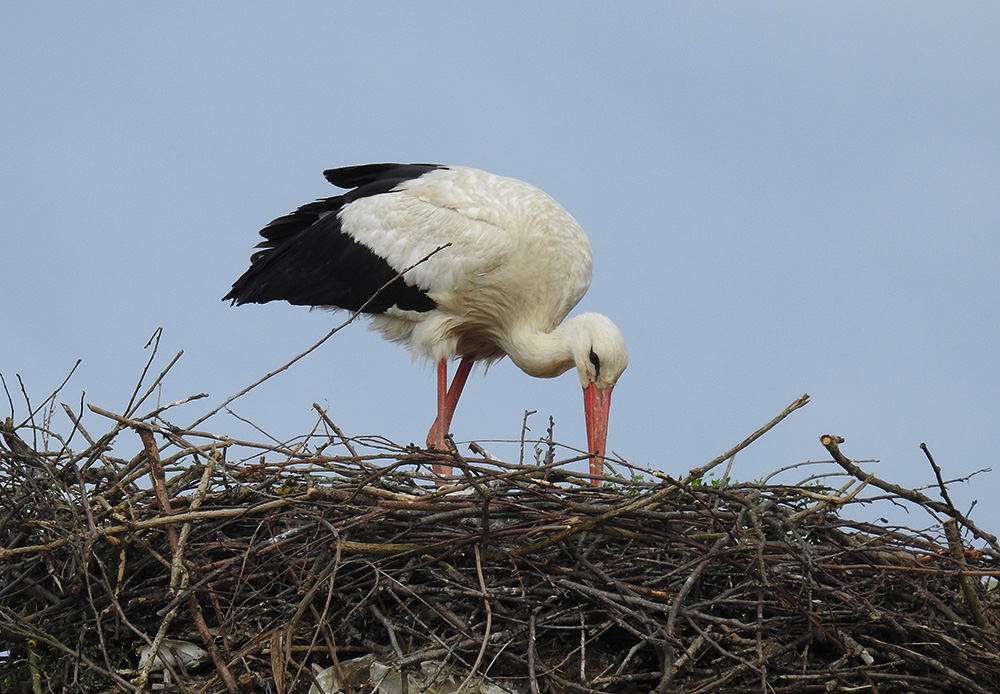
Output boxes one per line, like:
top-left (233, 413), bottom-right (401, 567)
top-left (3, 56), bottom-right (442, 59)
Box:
top-left (224, 164), bottom-right (443, 313)
top-left (324, 163), bottom-right (440, 190)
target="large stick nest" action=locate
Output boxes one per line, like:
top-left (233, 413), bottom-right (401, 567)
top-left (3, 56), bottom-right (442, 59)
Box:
top-left (3, 395), bottom-right (1000, 694)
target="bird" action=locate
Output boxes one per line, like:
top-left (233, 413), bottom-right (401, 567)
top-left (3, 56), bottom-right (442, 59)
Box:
top-left (224, 164), bottom-right (628, 484)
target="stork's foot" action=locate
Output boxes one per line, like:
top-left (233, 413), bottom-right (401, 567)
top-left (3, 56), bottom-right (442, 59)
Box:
top-left (426, 421), bottom-right (451, 452)
top-left (426, 424), bottom-right (453, 478)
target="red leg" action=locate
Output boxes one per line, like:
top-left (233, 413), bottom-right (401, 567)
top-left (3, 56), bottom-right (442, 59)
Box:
top-left (440, 355), bottom-right (473, 434)
top-left (436, 357), bottom-right (448, 435)
top-left (427, 356), bottom-right (474, 478)
top-left (427, 359), bottom-right (448, 451)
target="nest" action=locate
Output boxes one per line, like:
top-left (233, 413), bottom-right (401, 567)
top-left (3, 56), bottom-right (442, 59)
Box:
top-left (3, 392), bottom-right (1000, 694)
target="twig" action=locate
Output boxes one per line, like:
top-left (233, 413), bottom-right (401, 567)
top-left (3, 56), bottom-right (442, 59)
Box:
top-left (15, 359), bottom-right (81, 432)
top-left (921, 442), bottom-right (957, 512)
top-left (124, 327), bottom-right (176, 417)
top-left (61, 401), bottom-right (96, 447)
top-left (944, 518), bottom-right (995, 634)
top-left (519, 409), bottom-right (536, 466)
top-left (1, 372), bottom-right (15, 420)
top-left (312, 402), bottom-right (359, 458)
top-left (787, 475), bottom-right (872, 523)
top-left (684, 393), bottom-right (810, 483)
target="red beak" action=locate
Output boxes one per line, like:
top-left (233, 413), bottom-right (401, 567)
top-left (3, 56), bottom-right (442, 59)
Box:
top-left (583, 383), bottom-right (613, 485)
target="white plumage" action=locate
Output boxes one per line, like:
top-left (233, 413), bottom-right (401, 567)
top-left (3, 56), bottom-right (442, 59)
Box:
top-left (225, 164), bottom-right (627, 484)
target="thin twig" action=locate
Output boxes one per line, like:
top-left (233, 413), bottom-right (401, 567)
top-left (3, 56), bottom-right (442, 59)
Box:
top-left (15, 359), bottom-right (82, 431)
top-left (921, 442), bottom-right (957, 512)
top-left (684, 393), bottom-right (810, 483)
top-left (124, 327), bottom-right (165, 416)
top-left (312, 402), bottom-right (359, 458)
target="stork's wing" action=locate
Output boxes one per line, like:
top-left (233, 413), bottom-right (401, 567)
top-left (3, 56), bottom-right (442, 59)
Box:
top-left (225, 164), bottom-right (523, 314)
top-left (224, 164), bottom-right (442, 313)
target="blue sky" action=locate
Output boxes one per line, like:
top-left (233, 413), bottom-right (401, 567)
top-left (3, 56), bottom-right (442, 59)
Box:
top-left (2, 4), bottom-right (999, 531)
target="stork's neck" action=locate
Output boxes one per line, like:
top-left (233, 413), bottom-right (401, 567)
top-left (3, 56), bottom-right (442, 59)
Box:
top-left (503, 322), bottom-right (578, 380)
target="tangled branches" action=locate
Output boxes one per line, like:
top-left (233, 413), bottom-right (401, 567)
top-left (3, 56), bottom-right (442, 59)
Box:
top-left (2, 396), bottom-right (1000, 694)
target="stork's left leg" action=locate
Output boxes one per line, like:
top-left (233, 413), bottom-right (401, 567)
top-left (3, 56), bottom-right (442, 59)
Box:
top-left (427, 356), bottom-right (474, 476)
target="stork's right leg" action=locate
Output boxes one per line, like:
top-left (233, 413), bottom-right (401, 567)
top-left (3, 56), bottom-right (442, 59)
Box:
top-left (427, 359), bottom-right (449, 453)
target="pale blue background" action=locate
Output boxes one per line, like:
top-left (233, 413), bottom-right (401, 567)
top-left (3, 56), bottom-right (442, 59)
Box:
top-left (2, 4), bottom-right (998, 531)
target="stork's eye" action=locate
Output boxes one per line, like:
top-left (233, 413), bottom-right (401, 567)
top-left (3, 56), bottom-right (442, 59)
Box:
top-left (589, 348), bottom-right (601, 378)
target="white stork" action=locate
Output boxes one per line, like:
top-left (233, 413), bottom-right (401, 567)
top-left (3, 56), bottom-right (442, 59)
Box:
top-left (224, 164), bottom-right (628, 483)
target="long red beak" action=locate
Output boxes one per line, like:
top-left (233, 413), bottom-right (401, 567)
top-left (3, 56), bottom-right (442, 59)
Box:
top-left (583, 383), bottom-right (613, 486)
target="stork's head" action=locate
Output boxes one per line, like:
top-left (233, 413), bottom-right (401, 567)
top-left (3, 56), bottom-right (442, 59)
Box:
top-left (569, 313), bottom-right (628, 483)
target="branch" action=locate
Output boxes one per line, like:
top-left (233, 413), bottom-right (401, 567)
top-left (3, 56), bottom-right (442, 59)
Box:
top-left (685, 393), bottom-right (810, 483)
top-left (820, 434), bottom-right (999, 553)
